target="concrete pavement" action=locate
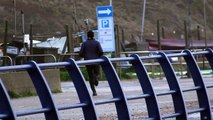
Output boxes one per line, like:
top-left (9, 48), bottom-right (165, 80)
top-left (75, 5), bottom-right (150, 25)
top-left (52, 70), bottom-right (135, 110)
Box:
top-left (11, 76), bottom-right (213, 120)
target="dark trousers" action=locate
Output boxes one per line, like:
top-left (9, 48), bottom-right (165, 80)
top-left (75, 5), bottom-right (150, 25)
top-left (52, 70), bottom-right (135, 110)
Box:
top-left (86, 65), bottom-right (100, 93)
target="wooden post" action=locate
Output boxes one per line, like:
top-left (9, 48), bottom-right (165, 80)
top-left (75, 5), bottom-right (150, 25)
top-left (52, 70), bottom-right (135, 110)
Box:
top-left (161, 27), bottom-right (165, 39)
top-left (3, 21), bottom-right (8, 56)
top-left (117, 26), bottom-right (120, 57)
top-left (70, 26), bottom-right (74, 53)
top-left (184, 21), bottom-right (191, 78)
top-left (114, 25), bottom-right (118, 58)
top-left (157, 20), bottom-right (162, 79)
top-left (113, 25), bottom-right (118, 69)
top-left (29, 24), bottom-right (33, 55)
top-left (121, 27), bottom-right (125, 44)
top-left (65, 25), bottom-right (71, 53)
top-left (197, 25), bottom-right (201, 40)
top-left (157, 20), bottom-right (161, 50)
top-left (184, 21), bottom-right (189, 49)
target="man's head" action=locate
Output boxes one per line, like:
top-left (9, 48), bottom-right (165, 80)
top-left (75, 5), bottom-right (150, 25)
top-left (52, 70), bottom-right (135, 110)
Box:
top-left (87, 30), bottom-right (94, 39)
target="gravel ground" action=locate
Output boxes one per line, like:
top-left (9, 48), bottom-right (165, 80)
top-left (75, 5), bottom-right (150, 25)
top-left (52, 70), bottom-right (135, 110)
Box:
top-left (11, 76), bottom-right (213, 120)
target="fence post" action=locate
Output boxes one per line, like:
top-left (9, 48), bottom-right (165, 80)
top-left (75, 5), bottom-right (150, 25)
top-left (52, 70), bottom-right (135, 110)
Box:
top-left (157, 20), bottom-right (161, 50)
top-left (65, 59), bottom-right (98, 120)
top-left (3, 21), bottom-right (8, 56)
top-left (131, 54), bottom-right (162, 119)
top-left (3, 21), bottom-right (8, 66)
top-left (0, 79), bottom-right (17, 120)
top-left (100, 56), bottom-right (131, 120)
top-left (29, 24), bottom-right (33, 55)
top-left (158, 52), bottom-right (187, 119)
top-left (161, 27), bottom-right (165, 39)
top-left (183, 50), bottom-right (212, 119)
top-left (184, 21), bottom-right (189, 49)
top-left (27, 61), bottom-right (60, 120)
top-left (197, 25), bottom-right (201, 40)
top-left (65, 25), bottom-right (70, 53)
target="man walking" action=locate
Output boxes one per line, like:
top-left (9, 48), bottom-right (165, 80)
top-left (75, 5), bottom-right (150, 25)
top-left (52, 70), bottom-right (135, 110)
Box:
top-left (79, 30), bottom-right (103, 96)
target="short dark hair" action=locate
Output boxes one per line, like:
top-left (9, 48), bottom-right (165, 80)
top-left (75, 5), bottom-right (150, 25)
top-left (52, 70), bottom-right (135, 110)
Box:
top-left (87, 30), bottom-right (94, 39)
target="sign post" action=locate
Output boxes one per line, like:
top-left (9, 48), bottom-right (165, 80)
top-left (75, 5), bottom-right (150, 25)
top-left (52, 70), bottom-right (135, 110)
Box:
top-left (96, 6), bottom-right (115, 52)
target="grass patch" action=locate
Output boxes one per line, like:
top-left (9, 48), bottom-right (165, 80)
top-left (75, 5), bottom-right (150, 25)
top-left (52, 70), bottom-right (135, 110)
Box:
top-left (8, 89), bottom-right (61, 98)
top-left (8, 91), bottom-right (37, 98)
top-left (60, 70), bottom-right (71, 81)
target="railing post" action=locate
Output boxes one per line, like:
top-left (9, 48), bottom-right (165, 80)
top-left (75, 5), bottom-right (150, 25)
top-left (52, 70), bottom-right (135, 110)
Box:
top-left (0, 79), bottom-right (17, 120)
top-left (65, 59), bottom-right (98, 120)
top-left (131, 54), bottom-right (162, 119)
top-left (157, 52), bottom-right (187, 120)
top-left (100, 56), bottom-right (131, 120)
top-left (183, 50), bottom-right (212, 120)
top-left (27, 61), bottom-right (60, 120)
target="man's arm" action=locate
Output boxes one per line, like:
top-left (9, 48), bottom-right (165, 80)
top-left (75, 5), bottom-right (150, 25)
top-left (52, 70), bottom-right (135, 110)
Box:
top-left (79, 43), bottom-right (85, 57)
top-left (98, 42), bottom-right (103, 57)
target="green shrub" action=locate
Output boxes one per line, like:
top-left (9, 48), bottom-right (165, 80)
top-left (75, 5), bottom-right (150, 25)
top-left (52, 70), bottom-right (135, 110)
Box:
top-left (60, 71), bottom-right (71, 81)
top-left (8, 91), bottom-right (36, 98)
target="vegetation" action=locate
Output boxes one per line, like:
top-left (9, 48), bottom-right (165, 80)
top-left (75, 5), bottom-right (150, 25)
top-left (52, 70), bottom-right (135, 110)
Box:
top-left (8, 89), bottom-right (61, 98)
top-left (8, 91), bottom-right (37, 98)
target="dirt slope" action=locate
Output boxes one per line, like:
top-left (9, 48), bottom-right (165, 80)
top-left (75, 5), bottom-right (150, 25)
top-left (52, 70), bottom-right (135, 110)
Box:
top-left (0, 0), bottom-right (212, 42)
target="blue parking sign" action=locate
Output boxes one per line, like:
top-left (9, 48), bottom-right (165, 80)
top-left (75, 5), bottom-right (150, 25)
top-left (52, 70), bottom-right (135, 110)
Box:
top-left (96, 6), bottom-right (115, 52)
top-left (101, 20), bottom-right (109, 28)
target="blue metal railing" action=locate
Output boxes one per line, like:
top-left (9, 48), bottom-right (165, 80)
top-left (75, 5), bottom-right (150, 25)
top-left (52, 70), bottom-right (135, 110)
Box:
top-left (0, 49), bottom-right (213, 120)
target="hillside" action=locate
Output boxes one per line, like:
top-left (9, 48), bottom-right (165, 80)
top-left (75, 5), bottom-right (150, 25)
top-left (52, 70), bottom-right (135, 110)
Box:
top-left (0, 0), bottom-right (212, 43)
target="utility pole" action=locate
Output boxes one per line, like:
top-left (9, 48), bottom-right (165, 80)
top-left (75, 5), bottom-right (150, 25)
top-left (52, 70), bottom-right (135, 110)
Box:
top-left (141, 0), bottom-right (147, 41)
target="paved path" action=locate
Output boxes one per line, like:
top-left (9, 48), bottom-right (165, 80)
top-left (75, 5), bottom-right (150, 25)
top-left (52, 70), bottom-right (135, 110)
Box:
top-left (11, 76), bottom-right (213, 120)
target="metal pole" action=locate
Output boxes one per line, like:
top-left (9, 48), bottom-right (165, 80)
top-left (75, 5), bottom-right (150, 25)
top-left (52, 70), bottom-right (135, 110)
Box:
top-left (21, 10), bottom-right (26, 55)
top-left (109, 0), bottom-right (112, 6)
top-left (187, 0), bottom-right (192, 49)
top-left (204, 0), bottom-right (207, 48)
top-left (203, 0), bottom-right (207, 70)
top-left (13, 0), bottom-right (17, 41)
top-left (141, 0), bottom-right (147, 41)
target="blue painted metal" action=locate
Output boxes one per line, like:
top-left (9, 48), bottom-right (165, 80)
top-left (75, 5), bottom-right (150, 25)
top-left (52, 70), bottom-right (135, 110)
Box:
top-left (27, 61), bottom-right (60, 120)
top-left (183, 50), bottom-right (212, 120)
top-left (100, 56), bottom-right (131, 120)
top-left (0, 79), bottom-right (17, 120)
top-left (65, 58), bottom-right (98, 120)
top-left (157, 52), bottom-right (187, 119)
top-left (0, 49), bottom-right (212, 119)
top-left (130, 54), bottom-right (161, 120)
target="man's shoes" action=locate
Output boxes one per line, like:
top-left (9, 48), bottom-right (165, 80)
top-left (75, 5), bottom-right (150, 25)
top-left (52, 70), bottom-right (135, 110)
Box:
top-left (93, 92), bottom-right (97, 96)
